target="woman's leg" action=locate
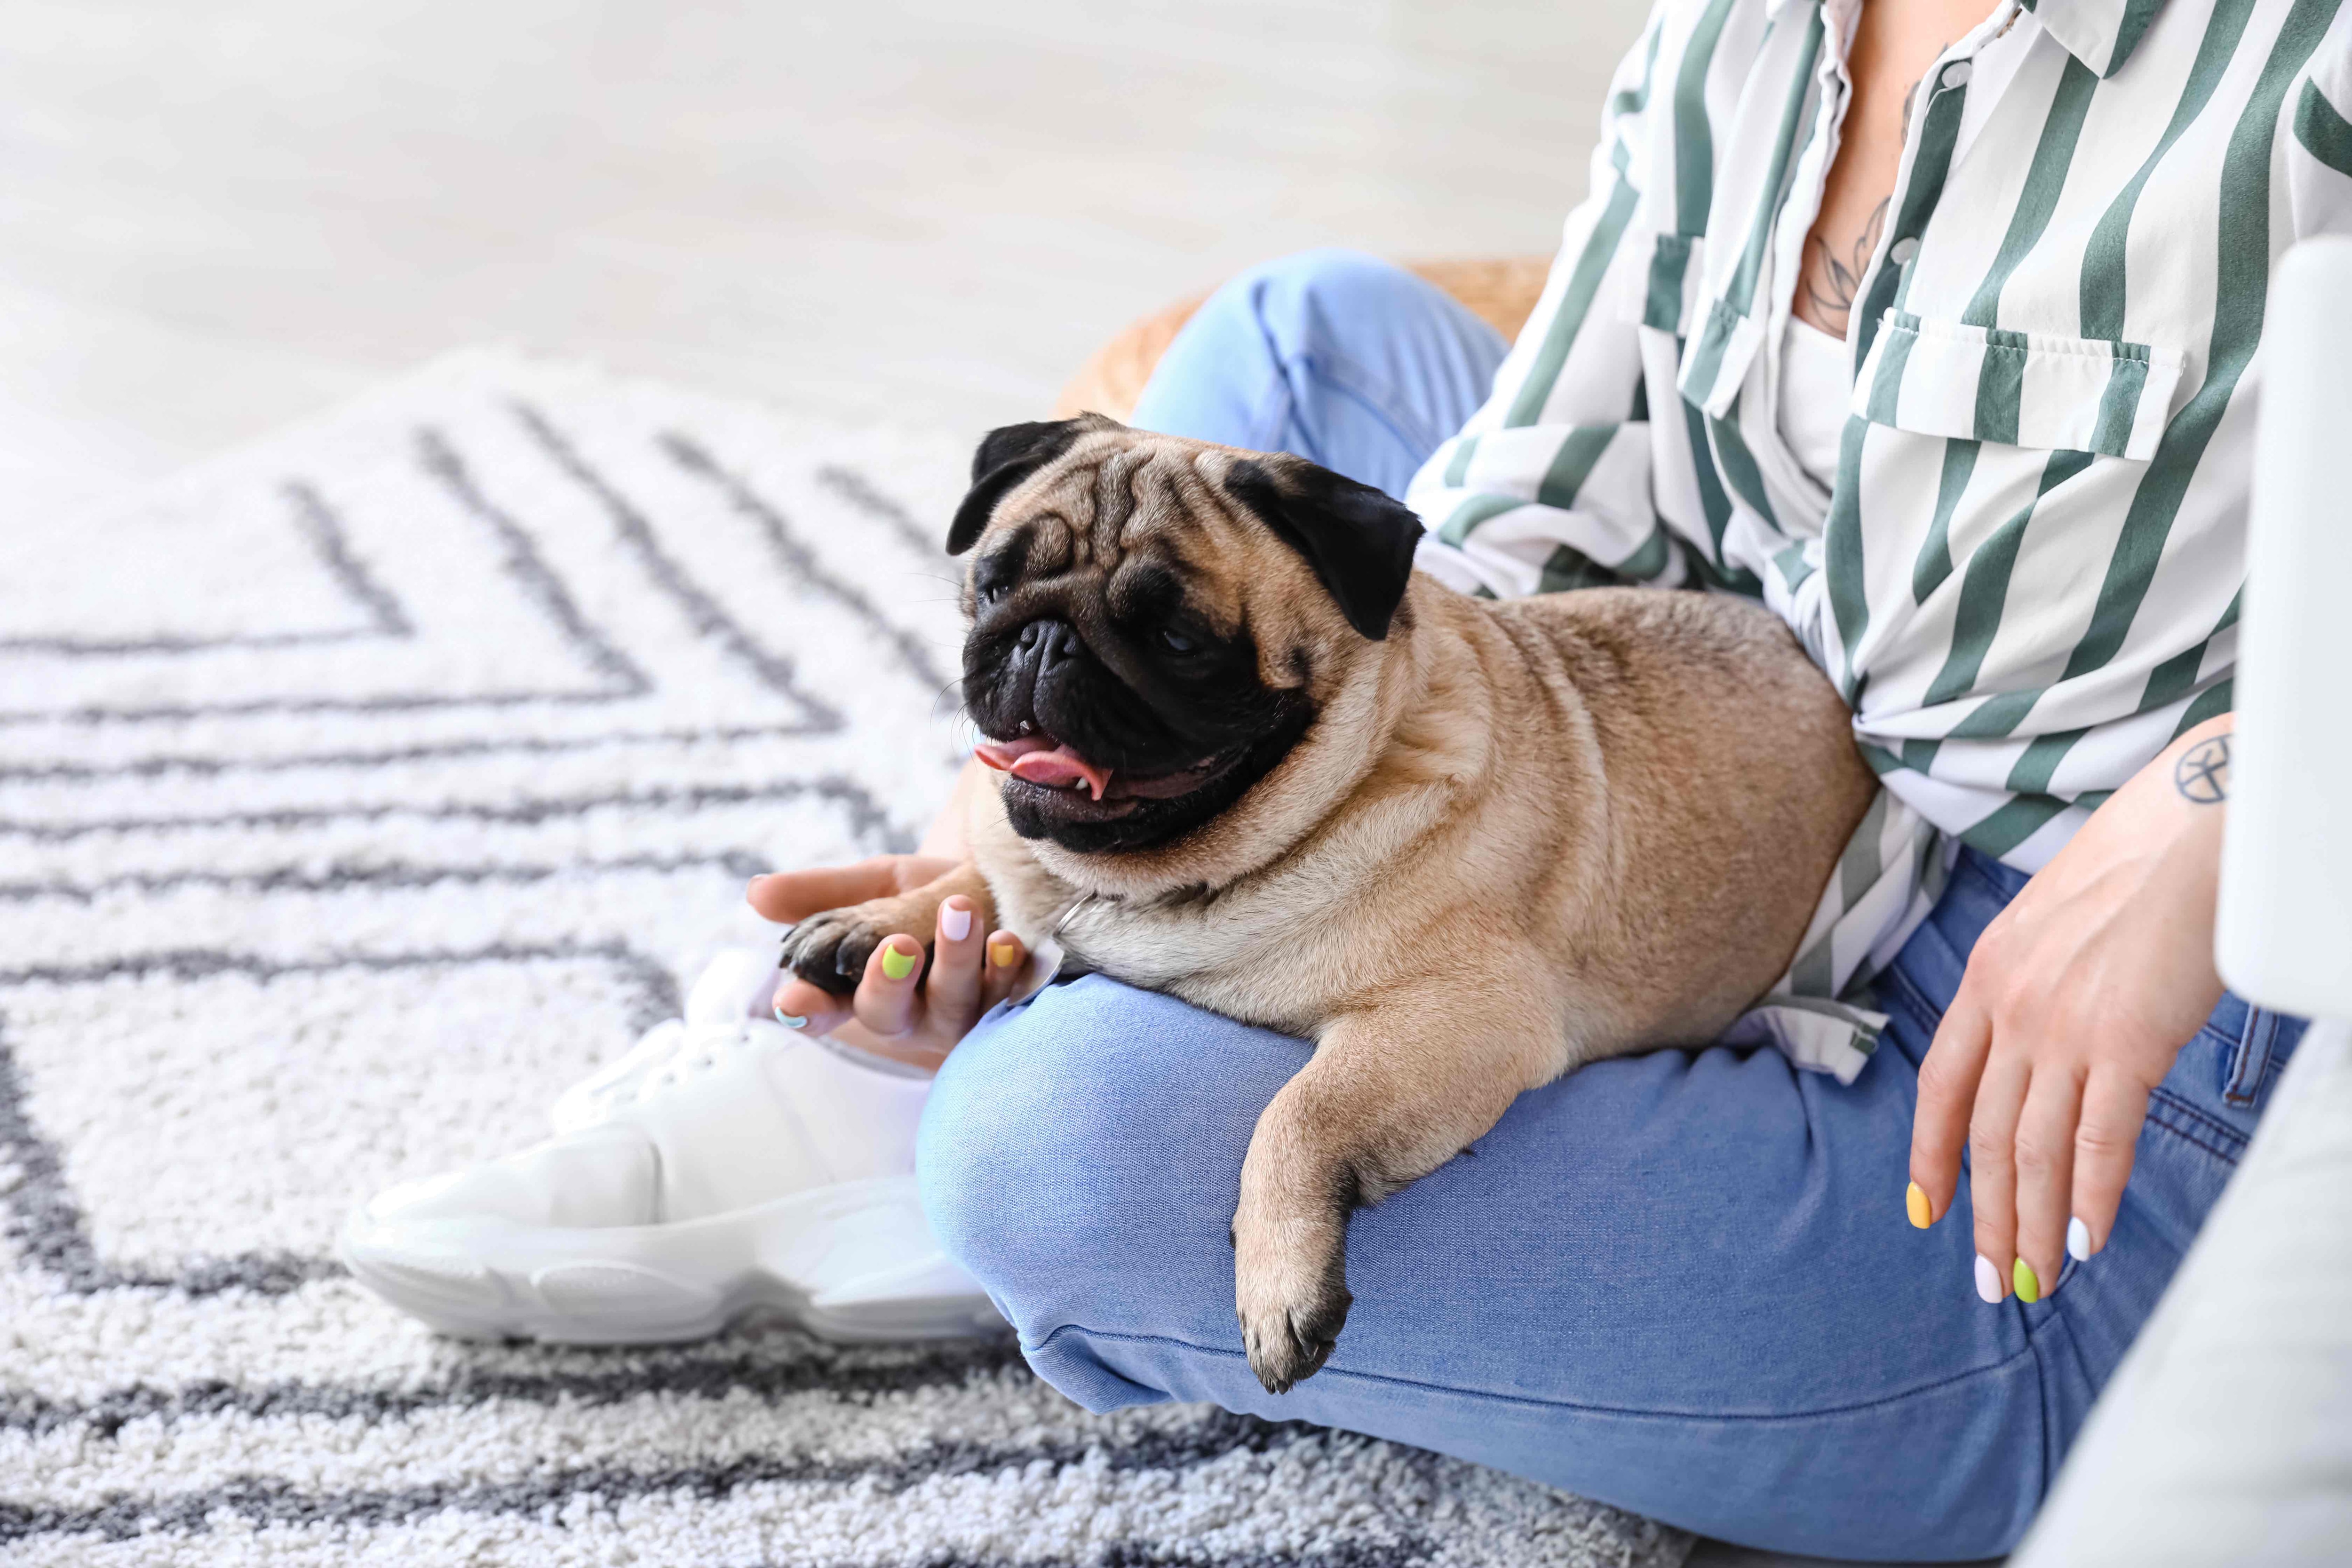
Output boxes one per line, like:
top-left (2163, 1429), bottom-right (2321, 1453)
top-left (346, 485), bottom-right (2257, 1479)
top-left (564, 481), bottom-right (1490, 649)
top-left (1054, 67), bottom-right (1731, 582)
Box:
top-left (918, 851), bottom-right (2301, 1560)
top-left (1127, 248), bottom-right (1508, 499)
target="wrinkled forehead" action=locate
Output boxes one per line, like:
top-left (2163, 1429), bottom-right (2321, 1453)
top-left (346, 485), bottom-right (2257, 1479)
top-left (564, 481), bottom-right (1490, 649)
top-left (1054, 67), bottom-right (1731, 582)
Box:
top-left (983, 436), bottom-right (1265, 622)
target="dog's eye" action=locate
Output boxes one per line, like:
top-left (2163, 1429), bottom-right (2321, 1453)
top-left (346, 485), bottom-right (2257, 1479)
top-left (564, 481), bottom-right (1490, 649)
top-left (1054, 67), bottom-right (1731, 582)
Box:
top-left (1158, 628), bottom-right (1198, 655)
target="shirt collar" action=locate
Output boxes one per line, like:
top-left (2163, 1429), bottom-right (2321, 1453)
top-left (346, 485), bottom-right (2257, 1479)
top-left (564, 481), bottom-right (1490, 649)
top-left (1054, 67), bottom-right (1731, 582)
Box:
top-left (2010, 0), bottom-right (2169, 76)
top-left (1760, 0), bottom-right (2169, 78)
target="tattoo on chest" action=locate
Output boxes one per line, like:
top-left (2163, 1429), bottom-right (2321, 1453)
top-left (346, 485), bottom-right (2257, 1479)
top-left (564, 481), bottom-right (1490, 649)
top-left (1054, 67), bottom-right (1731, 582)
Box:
top-left (1804, 196), bottom-right (1889, 334)
top-left (2174, 735), bottom-right (2231, 804)
top-left (1801, 53), bottom-right (1946, 337)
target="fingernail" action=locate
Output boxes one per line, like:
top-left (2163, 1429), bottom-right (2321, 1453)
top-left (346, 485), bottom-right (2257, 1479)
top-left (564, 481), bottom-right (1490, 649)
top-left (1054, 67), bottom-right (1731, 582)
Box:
top-left (880, 940), bottom-right (919, 981)
top-left (2012, 1258), bottom-right (2041, 1304)
top-left (1974, 1255), bottom-right (2002, 1304)
top-left (989, 938), bottom-right (1019, 969)
top-left (773, 1004), bottom-right (807, 1029)
top-left (2067, 1216), bottom-right (2091, 1261)
top-left (1906, 1181), bottom-right (1931, 1229)
top-left (941, 901), bottom-right (973, 942)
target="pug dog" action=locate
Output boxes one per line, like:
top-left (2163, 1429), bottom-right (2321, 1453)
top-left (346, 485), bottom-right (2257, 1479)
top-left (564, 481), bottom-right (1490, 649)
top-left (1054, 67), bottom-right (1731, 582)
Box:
top-left (779, 414), bottom-right (1875, 1394)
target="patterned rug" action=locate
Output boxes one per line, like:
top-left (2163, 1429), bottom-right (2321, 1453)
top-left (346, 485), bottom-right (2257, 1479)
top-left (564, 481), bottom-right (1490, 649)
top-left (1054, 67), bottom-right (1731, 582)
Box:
top-left (0, 350), bottom-right (1690, 1568)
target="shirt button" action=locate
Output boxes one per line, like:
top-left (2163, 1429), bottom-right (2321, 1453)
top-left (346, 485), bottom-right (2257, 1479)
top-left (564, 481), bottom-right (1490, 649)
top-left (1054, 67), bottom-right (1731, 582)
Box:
top-left (1890, 237), bottom-right (1921, 264)
top-left (1940, 60), bottom-right (1973, 89)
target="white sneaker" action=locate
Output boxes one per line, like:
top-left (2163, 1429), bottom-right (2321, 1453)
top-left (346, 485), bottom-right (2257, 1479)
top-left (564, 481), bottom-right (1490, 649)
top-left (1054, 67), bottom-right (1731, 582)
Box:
top-left (337, 948), bottom-right (1002, 1345)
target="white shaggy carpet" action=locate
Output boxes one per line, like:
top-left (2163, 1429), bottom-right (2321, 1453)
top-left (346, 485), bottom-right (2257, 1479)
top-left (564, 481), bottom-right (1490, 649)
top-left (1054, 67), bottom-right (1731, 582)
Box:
top-left (0, 350), bottom-right (1691, 1568)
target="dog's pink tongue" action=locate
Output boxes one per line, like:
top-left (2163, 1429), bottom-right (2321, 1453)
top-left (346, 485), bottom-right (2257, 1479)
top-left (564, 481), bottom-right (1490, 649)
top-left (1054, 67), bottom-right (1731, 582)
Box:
top-left (973, 739), bottom-right (1113, 801)
top-left (1011, 748), bottom-right (1114, 800)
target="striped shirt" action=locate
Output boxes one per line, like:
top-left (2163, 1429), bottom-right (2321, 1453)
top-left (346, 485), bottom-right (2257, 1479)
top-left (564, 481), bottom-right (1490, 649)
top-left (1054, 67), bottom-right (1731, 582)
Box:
top-left (1408, 0), bottom-right (2352, 1077)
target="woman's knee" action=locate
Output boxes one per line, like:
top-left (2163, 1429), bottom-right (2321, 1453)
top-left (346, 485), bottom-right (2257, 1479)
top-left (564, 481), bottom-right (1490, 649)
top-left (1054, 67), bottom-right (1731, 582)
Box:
top-left (1135, 247), bottom-right (1504, 494)
top-left (915, 986), bottom-right (1117, 1296)
top-left (915, 977), bottom-right (1303, 1339)
top-left (1198, 248), bottom-right (1428, 360)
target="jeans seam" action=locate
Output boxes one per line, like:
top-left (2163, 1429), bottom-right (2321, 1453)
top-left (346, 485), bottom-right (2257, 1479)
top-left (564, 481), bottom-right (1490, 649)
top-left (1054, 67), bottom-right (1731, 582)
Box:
top-left (1238, 279), bottom-right (1434, 475)
top-left (1024, 1321), bottom-right (2042, 1426)
top-left (2023, 1308), bottom-right (2062, 1499)
top-left (2142, 1088), bottom-right (2246, 1165)
top-left (1878, 958), bottom-right (1945, 1034)
top-left (1287, 351), bottom-right (1440, 468)
top-left (1880, 916), bottom-right (2249, 1173)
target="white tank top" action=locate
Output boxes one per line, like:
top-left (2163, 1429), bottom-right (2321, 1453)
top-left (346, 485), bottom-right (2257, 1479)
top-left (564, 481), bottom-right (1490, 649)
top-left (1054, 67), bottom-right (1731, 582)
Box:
top-left (1779, 314), bottom-right (1854, 489)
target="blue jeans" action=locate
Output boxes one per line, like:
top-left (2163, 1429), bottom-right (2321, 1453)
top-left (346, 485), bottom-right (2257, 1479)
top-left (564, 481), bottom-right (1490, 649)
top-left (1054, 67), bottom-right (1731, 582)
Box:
top-left (916, 252), bottom-right (2304, 1560)
top-left (1129, 247), bottom-right (1512, 500)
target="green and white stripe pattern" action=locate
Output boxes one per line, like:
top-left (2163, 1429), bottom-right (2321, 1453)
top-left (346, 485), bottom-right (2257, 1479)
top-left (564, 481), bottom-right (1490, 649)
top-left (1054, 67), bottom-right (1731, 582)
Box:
top-left (1409, 0), bottom-right (2352, 1079)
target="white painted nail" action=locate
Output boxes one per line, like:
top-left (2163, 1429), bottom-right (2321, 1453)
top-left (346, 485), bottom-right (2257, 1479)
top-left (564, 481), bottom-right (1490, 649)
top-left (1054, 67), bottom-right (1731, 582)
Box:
top-left (2066, 1216), bottom-right (2091, 1261)
top-left (940, 902), bottom-right (973, 942)
top-left (1974, 1254), bottom-right (2003, 1304)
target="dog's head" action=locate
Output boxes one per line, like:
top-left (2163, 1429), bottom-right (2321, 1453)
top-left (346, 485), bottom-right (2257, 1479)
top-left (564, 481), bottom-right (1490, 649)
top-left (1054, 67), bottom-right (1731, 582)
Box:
top-left (949, 414), bottom-right (1422, 869)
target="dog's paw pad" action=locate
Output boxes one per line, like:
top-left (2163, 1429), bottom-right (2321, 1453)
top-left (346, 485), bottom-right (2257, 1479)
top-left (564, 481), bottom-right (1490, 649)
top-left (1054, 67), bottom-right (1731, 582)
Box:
top-left (1235, 1245), bottom-right (1352, 1395)
top-left (777, 913), bottom-right (887, 996)
top-left (1240, 1289), bottom-right (1351, 1395)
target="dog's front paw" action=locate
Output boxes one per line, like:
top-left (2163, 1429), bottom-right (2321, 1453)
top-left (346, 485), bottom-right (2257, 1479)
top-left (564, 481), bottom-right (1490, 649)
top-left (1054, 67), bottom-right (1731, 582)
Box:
top-left (1233, 1221), bottom-right (1352, 1395)
top-left (777, 908), bottom-right (899, 996)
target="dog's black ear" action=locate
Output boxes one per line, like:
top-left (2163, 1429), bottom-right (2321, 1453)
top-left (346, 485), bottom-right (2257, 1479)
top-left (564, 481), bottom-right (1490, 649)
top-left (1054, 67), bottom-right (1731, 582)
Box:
top-left (1223, 458), bottom-right (1423, 640)
top-left (947, 415), bottom-right (1113, 555)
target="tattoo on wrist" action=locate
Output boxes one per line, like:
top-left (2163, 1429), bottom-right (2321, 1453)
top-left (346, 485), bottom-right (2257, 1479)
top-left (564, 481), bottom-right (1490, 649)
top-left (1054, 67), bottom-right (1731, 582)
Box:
top-left (2174, 735), bottom-right (2230, 804)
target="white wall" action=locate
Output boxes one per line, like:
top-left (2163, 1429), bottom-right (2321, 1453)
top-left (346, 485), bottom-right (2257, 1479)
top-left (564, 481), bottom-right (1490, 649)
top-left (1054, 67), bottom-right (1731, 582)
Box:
top-left (0, 0), bottom-right (1654, 515)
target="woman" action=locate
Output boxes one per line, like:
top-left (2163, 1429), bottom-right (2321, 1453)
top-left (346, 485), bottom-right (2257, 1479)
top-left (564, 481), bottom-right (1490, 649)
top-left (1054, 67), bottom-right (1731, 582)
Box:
top-left (362, 0), bottom-right (2342, 1554)
top-left (752, 0), bottom-right (2349, 1553)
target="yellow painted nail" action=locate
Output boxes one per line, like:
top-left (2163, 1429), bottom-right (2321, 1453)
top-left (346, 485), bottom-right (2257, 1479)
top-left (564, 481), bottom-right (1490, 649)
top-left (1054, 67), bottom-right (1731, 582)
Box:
top-left (989, 939), bottom-right (1019, 969)
top-left (880, 943), bottom-right (918, 982)
top-left (2012, 1257), bottom-right (2041, 1304)
top-left (1906, 1182), bottom-right (1932, 1229)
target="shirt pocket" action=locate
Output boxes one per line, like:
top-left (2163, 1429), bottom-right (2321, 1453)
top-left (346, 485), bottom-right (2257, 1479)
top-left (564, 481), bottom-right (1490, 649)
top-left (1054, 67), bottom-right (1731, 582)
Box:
top-left (1614, 227), bottom-right (1708, 337)
top-left (1851, 309), bottom-right (2190, 461)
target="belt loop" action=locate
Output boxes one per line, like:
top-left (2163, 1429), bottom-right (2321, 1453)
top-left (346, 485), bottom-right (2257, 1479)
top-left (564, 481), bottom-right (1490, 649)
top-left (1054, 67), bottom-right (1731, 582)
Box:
top-left (2224, 1005), bottom-right (2281, 1108)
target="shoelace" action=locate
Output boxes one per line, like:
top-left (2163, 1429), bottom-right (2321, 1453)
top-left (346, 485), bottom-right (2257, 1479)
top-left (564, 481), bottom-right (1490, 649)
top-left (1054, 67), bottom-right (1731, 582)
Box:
top-left (564, 1017), bottom-right (775, 1126)
top-left (643, 1020), bottom-right (754, 1094)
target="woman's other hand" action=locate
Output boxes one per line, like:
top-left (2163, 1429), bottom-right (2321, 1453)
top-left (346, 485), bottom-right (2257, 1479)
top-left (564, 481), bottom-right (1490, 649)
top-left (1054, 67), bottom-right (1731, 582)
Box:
top-left (747, 855), bottom-right (1028, 1073)
top-left (1907, 716), bottom-right (2236, 1303)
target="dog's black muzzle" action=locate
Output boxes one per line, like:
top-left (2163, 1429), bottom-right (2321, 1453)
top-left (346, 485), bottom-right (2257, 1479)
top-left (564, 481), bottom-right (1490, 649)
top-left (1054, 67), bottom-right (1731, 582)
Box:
top-left (1013, 617), bottom-right (1082, 698)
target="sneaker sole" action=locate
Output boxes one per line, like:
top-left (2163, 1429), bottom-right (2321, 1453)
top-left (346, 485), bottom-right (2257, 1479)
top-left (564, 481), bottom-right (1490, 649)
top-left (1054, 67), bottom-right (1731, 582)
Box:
top-left (336, 1174), bottom-right (1003, 1345)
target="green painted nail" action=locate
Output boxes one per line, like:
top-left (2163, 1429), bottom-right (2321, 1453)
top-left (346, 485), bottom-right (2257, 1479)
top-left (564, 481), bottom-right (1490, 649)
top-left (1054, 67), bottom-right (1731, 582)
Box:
top-left (2012, 1258), bottom-right (2041, 1304)
top-left (880, 943), bottom-right (918, 982)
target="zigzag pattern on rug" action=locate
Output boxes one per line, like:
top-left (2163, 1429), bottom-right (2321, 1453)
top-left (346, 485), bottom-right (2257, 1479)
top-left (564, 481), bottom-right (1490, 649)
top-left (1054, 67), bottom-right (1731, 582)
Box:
top-left (0, 350), bottom-right (1687, 1568)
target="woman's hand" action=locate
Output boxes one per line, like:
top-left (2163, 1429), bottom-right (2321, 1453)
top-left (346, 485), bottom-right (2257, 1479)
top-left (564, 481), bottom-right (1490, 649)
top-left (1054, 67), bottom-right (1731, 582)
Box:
top-left (1908, 716), bottom-right (2236, 1303)
top-left (747, 854), bottom-right (1029, 1073)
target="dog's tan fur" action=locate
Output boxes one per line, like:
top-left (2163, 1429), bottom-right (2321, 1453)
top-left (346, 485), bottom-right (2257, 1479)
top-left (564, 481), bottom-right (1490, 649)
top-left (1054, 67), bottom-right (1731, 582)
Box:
top-left (810, 427), bottom-right (1875, 1392)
